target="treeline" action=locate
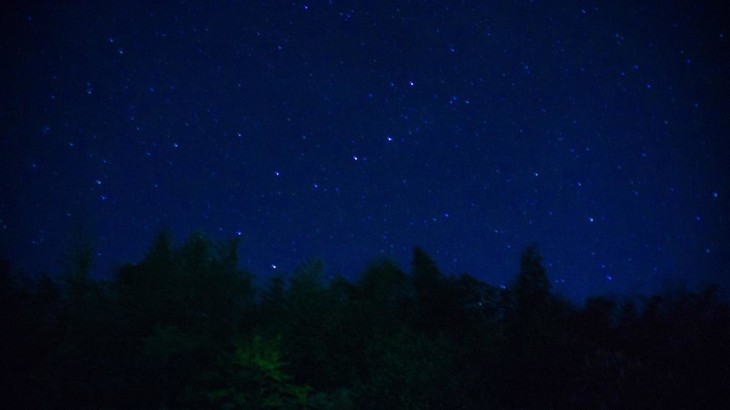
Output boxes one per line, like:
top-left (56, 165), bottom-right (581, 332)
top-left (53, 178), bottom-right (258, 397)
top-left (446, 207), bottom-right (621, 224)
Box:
top-left (1, 232), bottom-right (729, 408)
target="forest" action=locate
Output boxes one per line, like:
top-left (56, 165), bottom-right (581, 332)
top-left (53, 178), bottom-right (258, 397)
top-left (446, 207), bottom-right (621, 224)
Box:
top-left (2, 232), bottom-right (729, 409)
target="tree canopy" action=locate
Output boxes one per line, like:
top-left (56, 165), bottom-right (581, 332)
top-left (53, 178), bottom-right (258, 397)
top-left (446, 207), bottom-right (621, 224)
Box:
top-left (1, 235), bottom-right (729, 408)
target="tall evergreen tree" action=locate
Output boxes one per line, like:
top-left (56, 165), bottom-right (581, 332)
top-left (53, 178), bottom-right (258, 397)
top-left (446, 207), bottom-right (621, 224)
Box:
top-left (512, 244), bottom-right (551, 317)
top-left (411, 247), bottom-right (462, 334)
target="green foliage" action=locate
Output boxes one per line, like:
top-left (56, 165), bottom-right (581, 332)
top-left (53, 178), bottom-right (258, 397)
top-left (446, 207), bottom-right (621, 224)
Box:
top-left (3, 235), bottom-right (730, 408)
top-left (238, 335), bottom-right (288, 383)
top-left (203, 334), bottom-right (314, 409)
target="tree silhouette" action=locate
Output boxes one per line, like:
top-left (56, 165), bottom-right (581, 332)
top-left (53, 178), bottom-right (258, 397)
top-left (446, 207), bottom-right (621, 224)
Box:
top-left (410, 247), bottom-right (462, 334)
top-left (497, 245), bottom-right (578, 409)
top-left (2, 233), bottom-right (729, 408)
top-left (512, 244), bottom-right (551, 319)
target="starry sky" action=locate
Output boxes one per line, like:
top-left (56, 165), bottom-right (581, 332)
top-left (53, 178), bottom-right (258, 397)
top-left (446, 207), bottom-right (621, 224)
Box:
top-left (2, 0), bottom-right (729, 302)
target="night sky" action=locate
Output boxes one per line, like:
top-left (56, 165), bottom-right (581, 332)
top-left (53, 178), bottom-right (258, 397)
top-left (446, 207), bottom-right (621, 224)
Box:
top-left (2, 1), bottom-right (729, 302)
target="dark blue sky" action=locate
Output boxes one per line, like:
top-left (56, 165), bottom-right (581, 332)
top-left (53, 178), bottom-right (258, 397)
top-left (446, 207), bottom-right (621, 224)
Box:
top-left (2, 0), bottom-right (729, 302)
